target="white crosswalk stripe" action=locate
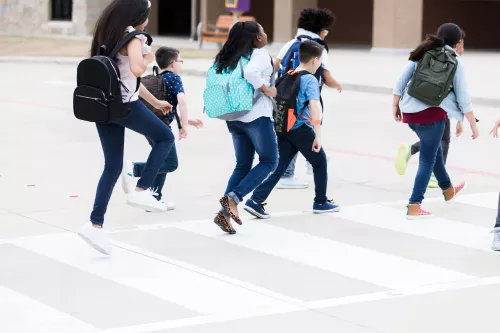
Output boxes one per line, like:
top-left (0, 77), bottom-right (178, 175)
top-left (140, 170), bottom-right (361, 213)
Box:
top-left (1, 191), bottom-right (498, 332)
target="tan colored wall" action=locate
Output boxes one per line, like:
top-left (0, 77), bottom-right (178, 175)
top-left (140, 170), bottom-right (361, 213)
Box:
top-left (372, 0), bottom-right (423, 49)
top-left (201, 0), bottom-right (226, 25)
top-left (273, 0), bottom-right (317, 43)
top-left (148, 0), bottom-right (159, 35)
top-left (0, 0), bottom-right (112, 36)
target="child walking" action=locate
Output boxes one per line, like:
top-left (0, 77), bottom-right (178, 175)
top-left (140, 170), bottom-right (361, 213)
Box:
top-left (274, 8), bottom-right (342, 189)
top-left (244, 40), bottom-right (339, 219)
top-left (213, 21), bottom-right (279, 234)
top-left (393, 23), bottom-right (478, 220)
top-left (121, 47), bottom-right (203, 210)
top-left (79, 0), bottom-right (175, 255)
top-left (394, 29), bottom-right (466, 189)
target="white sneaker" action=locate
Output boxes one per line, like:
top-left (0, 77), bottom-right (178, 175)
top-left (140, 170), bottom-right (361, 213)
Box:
top-left (491, 228), bottom-right (500, 251)
top-left (306, 162), bottom-right (313, 175)
top-left (276, 177), bottom-right (309, 189)
top-left (78, 222), bottom-right (112, 255)
top-left (121, 160), bottom-right (134, 194)
top-left (146, 200), bottom-right (175, 213)
top-left (127, 189), bottom-right (167, 212)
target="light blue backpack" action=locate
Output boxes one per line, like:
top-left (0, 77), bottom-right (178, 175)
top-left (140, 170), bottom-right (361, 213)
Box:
top-left (203, 57), bottom-right (255, 120)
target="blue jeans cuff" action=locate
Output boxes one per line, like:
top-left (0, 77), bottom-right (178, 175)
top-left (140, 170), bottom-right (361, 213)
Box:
top-left (228, 192), bottom-right (242, 205)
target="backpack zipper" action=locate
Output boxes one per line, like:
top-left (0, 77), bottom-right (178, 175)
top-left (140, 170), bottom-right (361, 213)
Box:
top-left (76, 94), bottom-right (101, 101)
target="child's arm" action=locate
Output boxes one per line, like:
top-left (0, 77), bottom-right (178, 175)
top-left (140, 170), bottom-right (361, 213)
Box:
top-left (139, 83), bottom-right (172, 113)
top-left (177, 93), bottom-right (189, 128)
top-left (310, 99), bottom-right (323, 150)
top-left (244, 49), bottom-right (276, 97)
top-left (322, 70), bottom-right (342, 92)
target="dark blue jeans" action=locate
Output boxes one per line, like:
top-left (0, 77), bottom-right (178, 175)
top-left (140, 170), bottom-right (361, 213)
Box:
top-left (90, 100), bottom-right (175, 226)
top-left (409, 119), bottom-right (452, 204)
top-left (133, 137), bottom-right (178, 201)
top-left (251, 124), bottom-right (329, 204)
top-left (223, 117), bottom-right (279, 205)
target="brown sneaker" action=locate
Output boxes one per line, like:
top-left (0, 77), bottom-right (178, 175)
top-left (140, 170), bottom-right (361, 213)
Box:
top-left (406, 204), bottom-right (433, 220)
top-left (443, 181), bottom-right (466, 202)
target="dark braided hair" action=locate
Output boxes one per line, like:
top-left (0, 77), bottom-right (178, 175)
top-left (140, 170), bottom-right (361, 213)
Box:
top-left (214, 21), bottom-right (261, 73)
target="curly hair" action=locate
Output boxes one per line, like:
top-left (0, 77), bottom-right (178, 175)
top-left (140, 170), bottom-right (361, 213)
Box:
top-left (297, 8), bottom-right (336, 35)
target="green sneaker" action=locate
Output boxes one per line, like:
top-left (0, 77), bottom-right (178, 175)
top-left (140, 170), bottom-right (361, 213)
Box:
top-left (428, 174), bottom-right (439, 188)
top-left (394, 144), bottom-right (411, 175)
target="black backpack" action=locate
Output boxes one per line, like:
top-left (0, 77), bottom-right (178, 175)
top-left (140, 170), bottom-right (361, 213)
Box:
top-left (140, 67), bottom-right (182, 129)
top-left (73, 31), bottom-right (153, 123)
top-left (273, 70), bottom-right (311, 136)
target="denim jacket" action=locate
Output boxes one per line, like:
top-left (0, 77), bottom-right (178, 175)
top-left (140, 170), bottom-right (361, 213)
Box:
top-left (393, 45), bottom-right (473, 122)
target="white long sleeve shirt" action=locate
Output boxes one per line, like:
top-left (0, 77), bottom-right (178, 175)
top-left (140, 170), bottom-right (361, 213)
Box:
top-left (233, 48), bottom-right (274, 123)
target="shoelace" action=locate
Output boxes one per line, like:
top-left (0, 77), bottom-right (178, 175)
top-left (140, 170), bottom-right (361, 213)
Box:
top-left (147, 188), bottom-right (160, 197)
top-left (419, 206), bottom-right (431, 215)
top-left (260, 203), bottom-right (267, 211)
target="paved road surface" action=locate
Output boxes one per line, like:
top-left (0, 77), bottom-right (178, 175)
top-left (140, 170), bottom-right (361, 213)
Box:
top-left (0, 63), bottom-right (499, 333)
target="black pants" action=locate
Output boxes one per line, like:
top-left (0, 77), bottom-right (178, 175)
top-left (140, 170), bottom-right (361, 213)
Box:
top-left (411, 116), bottom-right (451, 164)
top-left (251, 125), bottom-right (329, 204)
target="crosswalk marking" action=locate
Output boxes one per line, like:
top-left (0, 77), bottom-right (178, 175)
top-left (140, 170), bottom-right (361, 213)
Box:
top-left (335, 204), bottom-right (492, 251)
top-left (176, 220), bottom-right (475, 290)
top-left (2, 191), bottom-right (499, 332)
top-left (12, 233), bottom-right (294, 315)
top-left (454, 191), bottom-right (498, 210)
top-left (0, 286), bottom-right (101, 333)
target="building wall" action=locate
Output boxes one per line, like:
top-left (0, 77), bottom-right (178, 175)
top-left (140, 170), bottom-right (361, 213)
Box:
top-left (372, 0), bottom-right (423, 50)
top-left (0, 0), bottom-right (108, 36)
top-left (423, 0), bottom-right (500, 49)
top-left (319, 0), bottom-right (373, 46)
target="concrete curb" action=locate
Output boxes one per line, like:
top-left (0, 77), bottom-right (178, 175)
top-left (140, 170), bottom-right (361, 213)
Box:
top-left (2, 56), bottom-right (499, 107)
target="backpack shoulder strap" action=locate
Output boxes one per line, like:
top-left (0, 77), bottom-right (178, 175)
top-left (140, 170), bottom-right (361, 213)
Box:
top-left (109, 30), bottom-right (153, 59)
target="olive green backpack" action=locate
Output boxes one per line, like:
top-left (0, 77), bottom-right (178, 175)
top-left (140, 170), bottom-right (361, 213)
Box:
top-left (407, 48), bottom-right (458, 106)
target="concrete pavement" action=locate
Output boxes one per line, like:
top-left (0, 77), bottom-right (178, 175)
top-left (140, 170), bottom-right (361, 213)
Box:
top-left (2, 44), bottom-right (499, 106)
top-left (0, 61), bottom-right (500, 332)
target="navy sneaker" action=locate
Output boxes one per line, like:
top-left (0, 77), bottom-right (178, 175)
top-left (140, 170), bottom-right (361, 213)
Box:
top-left (244, 199), bottom-right (271, 219)
top-left (313, 200), bottom-right (340, 214)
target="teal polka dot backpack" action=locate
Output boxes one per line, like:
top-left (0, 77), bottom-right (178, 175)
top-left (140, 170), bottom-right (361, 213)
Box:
top-left (203, 56), bottom-right (254, 120)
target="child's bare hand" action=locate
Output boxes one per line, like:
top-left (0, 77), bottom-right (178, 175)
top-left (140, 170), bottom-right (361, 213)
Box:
top-left (179, 128), bottom-right (188, 141)
top-left (264, 86), bottom-right (277, 98)
top-left (490, 119), bottom-right (500, 138)
top-left (470, 124), bottom-right (479, 140)
top-left (312, 138), bottom-right (322, 153)
top-left (153, 100), bottom-right (172, 114)
top-left (333, 82), bottom-right (343, 93)
top-left (393, 105), bottom-right (402, 122)
top-left (188, 119), bottom-right (204, 129)
top-left (456, 122), bottom-right (463, 137)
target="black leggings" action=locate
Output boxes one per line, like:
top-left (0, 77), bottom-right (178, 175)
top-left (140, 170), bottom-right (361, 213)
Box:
top-left (411, 116), bottom-right (451, 164)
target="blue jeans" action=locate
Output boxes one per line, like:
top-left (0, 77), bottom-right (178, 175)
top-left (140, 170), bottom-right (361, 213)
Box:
top-left (90, 101), bottom-right (175, 226)
top-left (133, 136), bottom-right (178, 201)
top-left (409, 119), bottom-right (452, 204)
top-left (223, 117), bottom-right (279, 206)
top-left (252, 125), bottom-right (329, 204)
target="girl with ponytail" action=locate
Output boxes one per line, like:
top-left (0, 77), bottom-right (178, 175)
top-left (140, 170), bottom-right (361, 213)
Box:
top-left (392, 23), bottom-right (478, 220)
top-left (212, 21), bottom-right (279, 234)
